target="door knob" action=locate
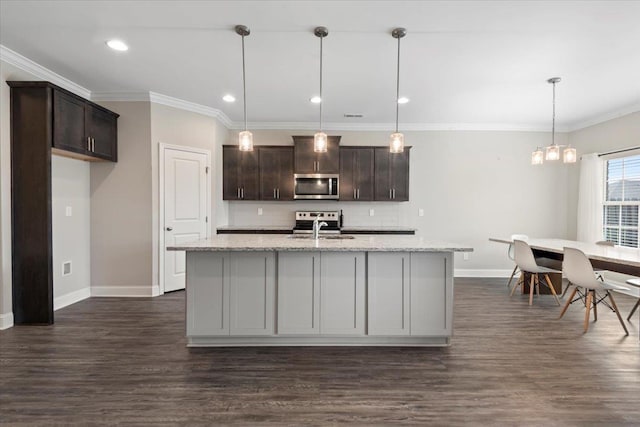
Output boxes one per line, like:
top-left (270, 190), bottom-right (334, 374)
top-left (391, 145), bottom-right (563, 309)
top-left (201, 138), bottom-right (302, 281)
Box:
top-left (166, 227), bottom-right (173, 231)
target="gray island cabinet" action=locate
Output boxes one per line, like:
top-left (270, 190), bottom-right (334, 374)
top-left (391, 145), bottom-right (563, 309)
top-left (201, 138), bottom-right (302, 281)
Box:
top-left (168, 235), bottom-right (472, 347)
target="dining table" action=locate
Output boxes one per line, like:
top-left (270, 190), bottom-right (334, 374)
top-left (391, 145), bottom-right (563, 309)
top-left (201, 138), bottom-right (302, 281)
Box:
top-left (489, 237), bottom-right (640, 276)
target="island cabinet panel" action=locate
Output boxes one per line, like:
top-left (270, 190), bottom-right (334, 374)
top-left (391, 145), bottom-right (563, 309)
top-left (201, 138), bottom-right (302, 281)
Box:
top-left (223, 146), bottom-right (260, 200)
top-left (277, 252), bottom-right (321, 334)
top-left (229, 253), bottom-right (275, 335)
top-left (409, 253), bottom-right (453, 336)
top-left (320, 252), bottom-right (366, 335)
top-left (374, 148), bottom-right (410, 201)
top-left (259, 146), bottom-right (294, 200)
top-left (293, 135), bottom-right (341, 174)
top-left (186, 252), bottom-right (229, 336)
top-left (367, 253), bottom-right (411, 336)
top-left (339, 148), bottom-right (374, 201)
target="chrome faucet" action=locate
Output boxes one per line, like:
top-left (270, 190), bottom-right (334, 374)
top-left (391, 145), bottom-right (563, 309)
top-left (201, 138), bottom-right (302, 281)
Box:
top-left (312, 217), bottom-right (328, 240)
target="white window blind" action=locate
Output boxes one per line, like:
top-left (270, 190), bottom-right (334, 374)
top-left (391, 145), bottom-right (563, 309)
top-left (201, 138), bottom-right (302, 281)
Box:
top-left (604, 155), bottom-right (640, 247)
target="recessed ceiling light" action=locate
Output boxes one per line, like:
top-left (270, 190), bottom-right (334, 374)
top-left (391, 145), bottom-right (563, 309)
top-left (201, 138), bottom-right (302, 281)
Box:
top-left (310, 96), bottom-right (322, 104)
top-left (222, 94), bottom-right (236, 102)
top-left (106, 39), bottom-right (129, 52)
top-left (397, 97), bottom-right (410, 104)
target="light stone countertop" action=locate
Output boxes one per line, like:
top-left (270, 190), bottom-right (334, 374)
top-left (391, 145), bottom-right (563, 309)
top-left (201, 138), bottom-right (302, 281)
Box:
top-left (168, 234), bottom-right (473, 252)
top-left (216, 225), bottom-right (416, 233)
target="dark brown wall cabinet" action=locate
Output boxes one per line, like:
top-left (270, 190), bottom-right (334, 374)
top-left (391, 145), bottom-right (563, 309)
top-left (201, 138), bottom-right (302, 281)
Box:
top-left (49, 85), bottom-right (118, 161)
top-left (340, 147), bottom-right (375, 201)
top-left (374, 147), bottom-right (411, 201)
top-left (223, 145), bottom-right (260, 200)
top-left (259, 147), bottom-right (294, 200)
top-left (8, 81), bottom-right (119, 324)
top-left (293, 135), bottom-right (340, 174)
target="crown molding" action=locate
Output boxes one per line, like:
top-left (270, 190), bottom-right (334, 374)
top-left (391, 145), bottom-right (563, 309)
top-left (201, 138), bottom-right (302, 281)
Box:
top-left (0, 44), bottom-right (91, 99)
top-left (148, 92), bottom-right (234, 128)
top-left (91, 92), bottom-right (151, 102)
top-left (566, 102), bottom-right (640, 132)
top-left (234, 121), bottom-right (561, 133)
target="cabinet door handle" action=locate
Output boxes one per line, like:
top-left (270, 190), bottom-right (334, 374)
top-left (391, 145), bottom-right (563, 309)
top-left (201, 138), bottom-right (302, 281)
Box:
top-left (87, 136), bottom-right (91, 151)
top-left (273, 188), bottom-right (276, 199)
top-left (241, 187), bottom-right (244, 199)
top-left (392, 188), bottom-right (396, 199)
top-left (353, 188), bottom-right (356, 199)
top-left (389, 189), bottom-right (392, 199)
top-left (237, 188), bottom-right (240, 199)
top-left (92, 137), bottom-right (95, 152)
top-left (277, 188), bottom-right (280, 199)
top-left (316, 161), bottom-right (320, 171)
top-left (357, 188), bottom-right (360, 199)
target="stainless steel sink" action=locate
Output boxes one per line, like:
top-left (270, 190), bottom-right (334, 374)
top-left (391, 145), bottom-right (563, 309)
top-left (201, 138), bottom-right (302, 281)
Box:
top-left (288, 234), bottom-right (355, 240)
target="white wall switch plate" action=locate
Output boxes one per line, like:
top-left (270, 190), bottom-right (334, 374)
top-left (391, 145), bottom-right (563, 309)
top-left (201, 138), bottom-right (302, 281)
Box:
top-left (418, 208), bottom-right (424, 217)
top-left (369, 209), bottom-right (374, 217)
top-left (257, 208), bottom-right (263, 216)
top-left (463, 253), bottom-right (469, 261)
top-left (65, 206), bottom-right (72, 217)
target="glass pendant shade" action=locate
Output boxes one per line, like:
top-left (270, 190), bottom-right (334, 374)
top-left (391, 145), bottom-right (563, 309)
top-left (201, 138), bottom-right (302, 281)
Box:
top-left (545, 145), bottom-right (560, 161)
top-left (531, 148), bottom-right (544, 165)
top-left (314, 132), bottom-right (328, 153)
top-left (563, 146), bottom-right (577, 163)
top-left (390, 132), bottom-right (405, 153)
top-left (238, 130), bottom-right (253, 152)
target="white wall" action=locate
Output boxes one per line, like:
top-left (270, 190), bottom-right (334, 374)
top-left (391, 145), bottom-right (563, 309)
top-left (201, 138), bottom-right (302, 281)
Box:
top-left (52, 155), bottom-right (91, 308)
top-left (226, 129), bottom-right (572, 273)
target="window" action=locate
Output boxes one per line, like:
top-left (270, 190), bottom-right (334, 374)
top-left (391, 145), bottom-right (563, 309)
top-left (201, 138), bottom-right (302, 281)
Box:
top-left (604, 155), bottom-right (640, 247)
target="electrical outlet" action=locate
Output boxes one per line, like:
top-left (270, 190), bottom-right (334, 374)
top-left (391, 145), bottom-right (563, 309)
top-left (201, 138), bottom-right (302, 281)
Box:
top-left (369, 209), bottom-right (374, 217)
top-left (62, 261), bottom-right (72, 276)
top-left (418, 208), bottom-right (424, 217)
top-left (257, 208), bottom-right (263, 216)
top-left (65, 206), bottom-right (72, 217)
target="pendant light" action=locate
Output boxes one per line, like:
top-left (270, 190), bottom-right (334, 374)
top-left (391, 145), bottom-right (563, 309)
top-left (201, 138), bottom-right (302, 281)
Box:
top-left (390, 28), bottom-right (407, 154)
top-left (313, 26), bottom-right (329, 153)
top-left (236, 25), bottom-right (253, 152)
top-left (531, 77), bottom-right (576, 165)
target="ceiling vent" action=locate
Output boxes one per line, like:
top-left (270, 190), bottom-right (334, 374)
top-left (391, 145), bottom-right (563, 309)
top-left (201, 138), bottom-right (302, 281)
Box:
top-left (343, 113), bottom-right (364, 118)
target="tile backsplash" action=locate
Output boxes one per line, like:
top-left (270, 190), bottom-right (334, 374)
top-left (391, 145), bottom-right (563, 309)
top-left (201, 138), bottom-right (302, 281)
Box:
top-left (227, 201), bottom-right (413, 228)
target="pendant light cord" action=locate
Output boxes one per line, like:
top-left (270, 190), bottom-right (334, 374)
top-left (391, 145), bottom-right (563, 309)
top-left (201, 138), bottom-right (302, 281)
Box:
top-left (242, 33), bottom-right (247, 132)
top-left (551, 80), bottom-right (556, 146)
top-left (319, 35), bottom-right (323, 132)
top-left (395, 34), bottom-right (400, 133)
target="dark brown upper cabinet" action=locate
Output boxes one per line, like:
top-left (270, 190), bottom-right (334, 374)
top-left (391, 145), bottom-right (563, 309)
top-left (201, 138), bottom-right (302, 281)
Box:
top-left (47, 84), bottom-right (118, 162)
top-left (7, 81), bottom-right (118, 325)
top-left (340, 147), bottom-right (375, 201)
top-left (259, 146), bottom-right (294, 201)
top-left (374, 147), bottom-right (411, 201)
top-left (292, 135), bottom-right (340, 174)
top-left (223, 145), bottom-right (260, 200)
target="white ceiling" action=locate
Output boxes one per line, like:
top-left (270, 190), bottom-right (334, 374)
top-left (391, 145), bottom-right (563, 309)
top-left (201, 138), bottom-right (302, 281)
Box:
top-left (1, 0), bottom-right (639, 131)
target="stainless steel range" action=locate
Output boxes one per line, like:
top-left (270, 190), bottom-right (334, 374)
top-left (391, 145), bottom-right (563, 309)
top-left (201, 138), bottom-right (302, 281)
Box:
top-left (292, 211), bottom-right (340, 234)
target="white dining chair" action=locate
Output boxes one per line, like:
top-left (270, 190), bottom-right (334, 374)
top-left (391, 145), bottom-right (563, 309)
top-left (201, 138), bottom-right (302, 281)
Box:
top-left (506, 234), bottom-right (529, 289)
top-left (559, 247), bottom-right (629, 335)
top-left (510, 239), bottom-right (561, 306)
top-left (624, 278), bottom-right (640, 321)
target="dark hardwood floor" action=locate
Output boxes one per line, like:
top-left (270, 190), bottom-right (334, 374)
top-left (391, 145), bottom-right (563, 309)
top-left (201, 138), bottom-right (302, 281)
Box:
top-left (1, 278), bottom-right (638, 425)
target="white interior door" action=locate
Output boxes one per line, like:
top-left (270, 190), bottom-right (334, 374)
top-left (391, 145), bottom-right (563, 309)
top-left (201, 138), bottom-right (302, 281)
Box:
top-left (163, 147), bottom-right (209, 293)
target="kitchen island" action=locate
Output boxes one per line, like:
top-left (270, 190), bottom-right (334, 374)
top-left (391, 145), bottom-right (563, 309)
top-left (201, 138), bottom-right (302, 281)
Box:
top-left (168, 235), bottom-right (473, 347)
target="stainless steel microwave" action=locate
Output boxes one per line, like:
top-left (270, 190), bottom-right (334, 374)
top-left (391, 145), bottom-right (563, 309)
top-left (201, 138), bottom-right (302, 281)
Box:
top-left (293, 174), bottom-right (339, 200)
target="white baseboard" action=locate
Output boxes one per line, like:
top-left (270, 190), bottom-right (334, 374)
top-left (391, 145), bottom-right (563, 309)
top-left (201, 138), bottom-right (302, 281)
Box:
top-left (0, 312), bottom-right (14, 330)
top-left (54, 287), bottom-right (91, 311)
top-left (91, 285), bottom-right (160, 297)
top-left (455, 269), bottom-right (513, 278)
